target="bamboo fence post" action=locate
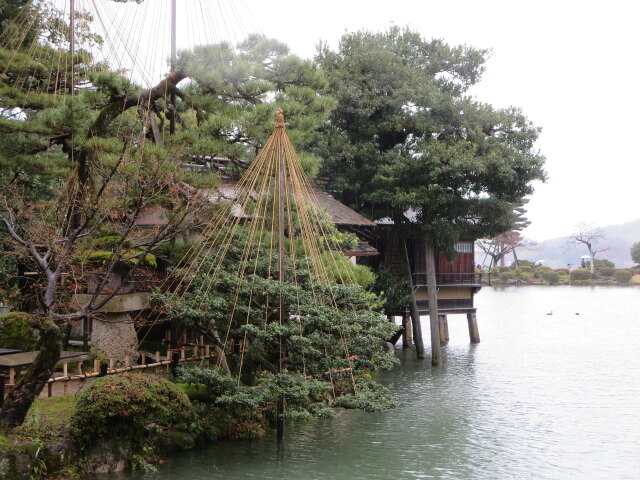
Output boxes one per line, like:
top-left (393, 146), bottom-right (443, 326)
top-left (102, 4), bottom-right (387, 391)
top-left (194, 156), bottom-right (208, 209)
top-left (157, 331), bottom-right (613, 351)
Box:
top-left (93, 360), bottom-right (99, 373)
top-left (63, 381), bottom-right (68, 396)
top-left (109, 358), bottom-right (114, 370)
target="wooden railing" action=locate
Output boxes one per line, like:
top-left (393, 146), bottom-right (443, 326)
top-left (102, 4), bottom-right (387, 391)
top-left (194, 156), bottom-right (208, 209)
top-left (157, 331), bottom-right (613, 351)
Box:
top-left (412, 272), bottom-right (490, 286)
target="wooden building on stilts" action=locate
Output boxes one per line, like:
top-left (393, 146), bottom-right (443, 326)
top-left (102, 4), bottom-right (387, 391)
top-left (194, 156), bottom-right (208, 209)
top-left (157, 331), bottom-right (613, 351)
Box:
top-left (371, 229), bottom-right (489, 357)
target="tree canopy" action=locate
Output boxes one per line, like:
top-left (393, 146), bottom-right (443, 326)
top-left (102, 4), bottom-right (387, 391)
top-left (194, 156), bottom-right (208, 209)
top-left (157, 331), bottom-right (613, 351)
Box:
top-left (631, 241), bottom-right (640, 265)
top-left (315, 26), bottom-right (546, 252)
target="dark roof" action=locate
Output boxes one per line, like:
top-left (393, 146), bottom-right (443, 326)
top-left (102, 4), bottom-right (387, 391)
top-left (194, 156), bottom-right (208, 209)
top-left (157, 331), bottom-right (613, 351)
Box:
top-left (311, 189), bottom-right (376, 227)
top-left (342, 241), bottom-right (379, 257)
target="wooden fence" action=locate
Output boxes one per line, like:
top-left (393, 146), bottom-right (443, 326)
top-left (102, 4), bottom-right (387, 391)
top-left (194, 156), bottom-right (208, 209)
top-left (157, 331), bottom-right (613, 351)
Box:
top-left (0, 343), bottom-right (218, 405)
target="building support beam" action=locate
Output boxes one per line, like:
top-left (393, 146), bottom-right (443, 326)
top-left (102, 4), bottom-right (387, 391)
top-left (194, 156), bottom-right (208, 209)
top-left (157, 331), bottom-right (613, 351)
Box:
top-left (403, 240), bottom-right (425, 359)
top-left (443, 315), bottom-right (449, 343)
top-left (424, 239), bottom-right (442, 366)
top-left (438, 315), bottom-right (448, 346)
top-left (467, 312), bottom-right (480, 344)
top-left (402, 313), bottom-right (413, 348)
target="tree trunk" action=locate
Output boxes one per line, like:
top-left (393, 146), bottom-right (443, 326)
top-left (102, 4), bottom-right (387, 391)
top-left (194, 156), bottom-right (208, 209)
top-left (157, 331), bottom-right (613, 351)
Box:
top-left (424, 237), bottom-right (442, 366)
top-left (0, 320), bottom-right (62, 430)
top-left (403, 239), bottom-right (425, 359)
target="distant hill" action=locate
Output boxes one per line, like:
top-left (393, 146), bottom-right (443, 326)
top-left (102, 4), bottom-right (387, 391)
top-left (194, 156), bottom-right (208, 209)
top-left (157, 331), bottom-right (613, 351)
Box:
top-left (492, 218), bottom-right (640, 269)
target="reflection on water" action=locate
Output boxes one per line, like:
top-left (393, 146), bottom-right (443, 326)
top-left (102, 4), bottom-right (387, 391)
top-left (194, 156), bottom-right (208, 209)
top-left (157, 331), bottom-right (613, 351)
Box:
top-left (109, 286), bottom-right (640, 480)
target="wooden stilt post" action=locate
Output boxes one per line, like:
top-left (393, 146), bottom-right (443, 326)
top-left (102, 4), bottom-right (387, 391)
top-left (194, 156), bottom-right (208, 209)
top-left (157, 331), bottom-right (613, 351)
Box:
top-left (47, 382), bottom-right (52, 398)
top-left (402, 313), bottom-right (413, 348)
top-left (443, 315), bottom-right (450, 343)
top-left (403, 240), bottom-right (425, 359)
top-left (424, 239), bottom-right (442, 366)
top-left (467, 312), bottom-right (480, 344)
top-left (438, 315), bottom-right (447, 346)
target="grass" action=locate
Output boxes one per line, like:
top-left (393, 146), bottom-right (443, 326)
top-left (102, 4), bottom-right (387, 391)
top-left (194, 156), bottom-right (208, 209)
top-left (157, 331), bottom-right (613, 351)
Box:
top-left (27, 396), bottom-right (78, 424)
top-left (15, 396), bottom-right (78, 442)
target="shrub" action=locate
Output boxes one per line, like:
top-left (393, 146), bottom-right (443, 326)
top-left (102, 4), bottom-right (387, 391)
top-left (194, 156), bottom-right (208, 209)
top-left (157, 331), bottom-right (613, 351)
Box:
top-left (542, 271), bottom-right (560, 285)
top-left (614, 269), bottom-right (633, 283)
top-left (594, 259), bottom-right (615, 268)
top-left (555, 268), bottom-right (569, 275)
top-left (71, 374), bottom-right (197, 451)
top-left (499, 272), bottom-right (515, 282)
top-left (570, 268), bottom-right (592, 282)
top-left (597, 267), bottom-right (615, 277)
top-left (519, 266), bottom-right (533, 273)
top-left (0, 312), bottom-right (39, 350)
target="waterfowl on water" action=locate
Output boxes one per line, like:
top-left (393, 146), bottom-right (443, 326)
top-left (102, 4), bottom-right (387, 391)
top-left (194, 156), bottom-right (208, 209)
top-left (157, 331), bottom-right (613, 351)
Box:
top-left (547, 311), bottom-right (553, 315)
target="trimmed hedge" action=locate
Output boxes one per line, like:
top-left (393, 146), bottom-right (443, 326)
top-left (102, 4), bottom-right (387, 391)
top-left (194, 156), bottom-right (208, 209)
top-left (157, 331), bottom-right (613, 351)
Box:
top-left (597, 267), bottom-right (615, 277)
top-left (542, 271), bottom-right (560, 285)
top-left (614, 269), bottom-right (633, 283)
top-left (570, 269), bottom-right (592, 281)
top-left (71, 374), bottom-right (198, 451)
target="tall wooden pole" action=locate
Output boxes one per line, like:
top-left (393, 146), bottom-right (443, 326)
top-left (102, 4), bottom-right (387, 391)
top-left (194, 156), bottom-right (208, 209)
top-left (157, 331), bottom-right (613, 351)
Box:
top-left (276, 110), bottom-right (286, 441)
top-left (403, 239), bottom-right (425, 359)
top-left (69, 0), bottom-right (75, 96)
top-left (169, 0), bottom-right (177, 134)
top-left (425, 238), bottom-right (442, 366)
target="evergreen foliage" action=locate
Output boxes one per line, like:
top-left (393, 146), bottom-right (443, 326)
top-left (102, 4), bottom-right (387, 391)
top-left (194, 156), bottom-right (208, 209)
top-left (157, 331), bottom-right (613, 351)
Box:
top-left (151, 224), bottom-right (398, 416)
top-left (614, 269), bottom-right (632, 283)
top-left (631, 241), bottom-right (640, 265)
top-left (71, 374), bottom-right (197, 451)
top-left (315, 26), bottom-right (546, 252)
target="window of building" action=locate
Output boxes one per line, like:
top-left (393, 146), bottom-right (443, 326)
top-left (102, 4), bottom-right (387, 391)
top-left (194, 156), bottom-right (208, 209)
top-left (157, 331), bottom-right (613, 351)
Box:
top-left (453, 241), bottom-right (473, 253)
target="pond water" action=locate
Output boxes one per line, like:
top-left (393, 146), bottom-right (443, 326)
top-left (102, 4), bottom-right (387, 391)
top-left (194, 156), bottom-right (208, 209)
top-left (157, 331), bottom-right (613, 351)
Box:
top-left (111, 286), bottom-right (640, 480)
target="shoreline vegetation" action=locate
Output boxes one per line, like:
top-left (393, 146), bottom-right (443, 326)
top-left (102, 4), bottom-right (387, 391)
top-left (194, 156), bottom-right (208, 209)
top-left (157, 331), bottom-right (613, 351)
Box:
top-left (1, 368), bottom-right (393, 479)
top-left (486, 262), bottom-right (640, 286)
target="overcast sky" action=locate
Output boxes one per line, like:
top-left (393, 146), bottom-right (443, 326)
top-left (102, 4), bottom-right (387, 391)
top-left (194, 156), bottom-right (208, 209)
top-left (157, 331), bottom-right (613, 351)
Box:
top-left (88, 0), bottom-right (640, 242)
top-left (247, 0), bottom-right (640, 242)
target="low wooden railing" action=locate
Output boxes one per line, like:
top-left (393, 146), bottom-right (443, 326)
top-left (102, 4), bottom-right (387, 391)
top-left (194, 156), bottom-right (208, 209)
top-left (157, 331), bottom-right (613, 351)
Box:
top-left (412, 272), bottom-right (491, 286)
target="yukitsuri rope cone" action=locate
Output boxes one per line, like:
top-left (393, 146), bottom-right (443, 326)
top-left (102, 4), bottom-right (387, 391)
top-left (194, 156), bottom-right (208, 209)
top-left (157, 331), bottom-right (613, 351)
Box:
top-left (150, 110), bottom-right (372, 434)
